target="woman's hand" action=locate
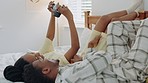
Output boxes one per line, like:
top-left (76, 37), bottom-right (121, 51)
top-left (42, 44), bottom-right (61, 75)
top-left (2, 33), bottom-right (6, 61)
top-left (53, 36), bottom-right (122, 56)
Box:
top-left (70, 55), bottom-right (82, 63)
top-left (47, 1), bottom-right (55, 14)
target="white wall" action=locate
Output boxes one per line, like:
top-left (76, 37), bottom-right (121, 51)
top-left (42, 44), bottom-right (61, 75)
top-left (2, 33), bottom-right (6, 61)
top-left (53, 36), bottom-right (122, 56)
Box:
top-left (92, 0), bottom-right (148, 15)
top-left (0, 0), bottom-right (80, 54)
top-left (0, 0), bottom-right (56, 54)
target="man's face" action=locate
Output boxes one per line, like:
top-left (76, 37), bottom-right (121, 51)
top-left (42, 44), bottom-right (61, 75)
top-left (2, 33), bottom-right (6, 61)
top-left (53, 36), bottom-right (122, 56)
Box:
top-left (32, 59), bottom-right (59, 69)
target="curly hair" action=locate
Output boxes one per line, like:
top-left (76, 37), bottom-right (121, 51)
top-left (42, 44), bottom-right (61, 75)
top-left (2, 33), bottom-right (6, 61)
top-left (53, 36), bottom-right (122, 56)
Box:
top-left (23, 64), bottom-right (55, 83)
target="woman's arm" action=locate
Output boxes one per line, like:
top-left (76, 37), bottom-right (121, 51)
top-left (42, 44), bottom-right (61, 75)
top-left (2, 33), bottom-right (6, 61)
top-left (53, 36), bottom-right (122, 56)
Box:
top-left (46, 1), bottom-right (56, 41)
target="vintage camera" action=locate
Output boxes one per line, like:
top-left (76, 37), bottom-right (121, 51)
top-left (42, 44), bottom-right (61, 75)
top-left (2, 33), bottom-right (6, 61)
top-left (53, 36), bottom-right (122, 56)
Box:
top-left (53, 3), bottom-right (61, 17)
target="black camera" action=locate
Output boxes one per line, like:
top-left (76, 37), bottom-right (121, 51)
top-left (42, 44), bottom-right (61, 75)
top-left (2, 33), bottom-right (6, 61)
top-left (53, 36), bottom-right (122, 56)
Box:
top-left (53, 3), bottom-right (61, 17)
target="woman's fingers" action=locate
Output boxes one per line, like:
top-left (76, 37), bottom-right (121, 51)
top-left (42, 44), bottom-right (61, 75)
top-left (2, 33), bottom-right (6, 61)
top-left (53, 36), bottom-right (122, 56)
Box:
top-left (88, 36), bottom-right (101, 48)
top-left (70, 55), bottom-right (82, 63)
top-left (88, 42), bottom-right (94, 48)
top-left (48, 1), bottom-right (55, 12)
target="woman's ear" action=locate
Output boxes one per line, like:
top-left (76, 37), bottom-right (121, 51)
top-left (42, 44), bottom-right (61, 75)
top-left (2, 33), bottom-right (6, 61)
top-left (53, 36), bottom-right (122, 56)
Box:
top-left (42, 67), bottom-right (51, 74)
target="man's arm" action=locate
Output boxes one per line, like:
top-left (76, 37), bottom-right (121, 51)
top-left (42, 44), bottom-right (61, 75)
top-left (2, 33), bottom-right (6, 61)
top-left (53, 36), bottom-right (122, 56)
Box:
top-left (65, 18), bottom-right (80, 62)
top-left (58, 6), bottom-right (80, 62)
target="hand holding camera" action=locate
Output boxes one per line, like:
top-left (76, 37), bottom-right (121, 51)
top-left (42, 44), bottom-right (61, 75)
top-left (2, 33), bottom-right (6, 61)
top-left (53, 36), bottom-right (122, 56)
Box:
top-left (52, 2), bottom-right (61, 17)
top-left (48, 1), bottom-right (73, 19)
top-left (48, 1), bottom-right (61, 17)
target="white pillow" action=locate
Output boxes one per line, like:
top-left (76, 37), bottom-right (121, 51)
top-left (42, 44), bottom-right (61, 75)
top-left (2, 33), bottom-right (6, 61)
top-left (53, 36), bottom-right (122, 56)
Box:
top-left (78, 27), bottom-right (92, 53)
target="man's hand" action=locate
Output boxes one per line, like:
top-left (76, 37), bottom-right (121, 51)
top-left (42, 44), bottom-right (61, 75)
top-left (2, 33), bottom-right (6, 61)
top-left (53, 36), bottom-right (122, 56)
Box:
top-left (58, 5), bottom-right (73, 20)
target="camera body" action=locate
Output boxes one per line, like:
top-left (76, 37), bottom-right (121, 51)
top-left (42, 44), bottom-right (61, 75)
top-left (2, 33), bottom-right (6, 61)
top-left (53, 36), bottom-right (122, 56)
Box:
top-left (53, 3), bottom-right (61, 17)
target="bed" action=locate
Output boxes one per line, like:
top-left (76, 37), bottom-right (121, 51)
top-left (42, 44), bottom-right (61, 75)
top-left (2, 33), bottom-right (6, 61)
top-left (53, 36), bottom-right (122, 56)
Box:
top-left (0, 11), bottom-right (148, 83)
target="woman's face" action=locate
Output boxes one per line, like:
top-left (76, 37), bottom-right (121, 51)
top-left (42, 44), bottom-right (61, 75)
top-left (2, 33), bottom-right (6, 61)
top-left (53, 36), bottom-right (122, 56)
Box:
top-left (13, 52), bottom-right (46, 74)
top-left (22, 52), bottom-right (43, 63)
top-left (13, 52), bottom-right (38, 70)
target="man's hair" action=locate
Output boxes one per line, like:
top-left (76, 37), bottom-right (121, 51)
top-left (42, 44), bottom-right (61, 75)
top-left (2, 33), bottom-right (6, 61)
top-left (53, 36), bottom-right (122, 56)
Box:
top-left (23, 64), bottom-right (55, 83)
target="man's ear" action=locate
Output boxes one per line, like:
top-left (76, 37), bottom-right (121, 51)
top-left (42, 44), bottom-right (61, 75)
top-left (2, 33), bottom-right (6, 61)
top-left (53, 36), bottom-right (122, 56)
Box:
top-left (42, 67), bottom-right (51, 74)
